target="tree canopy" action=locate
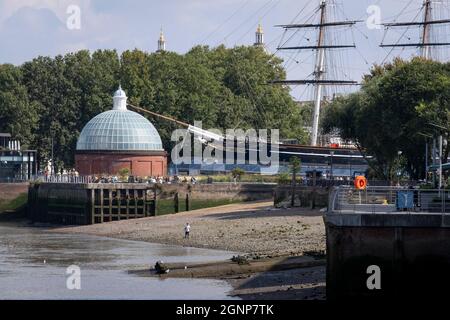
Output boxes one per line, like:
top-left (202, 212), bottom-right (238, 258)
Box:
top-left (0, 45), bottom-right (307, 171)
top-left (322, 57), bottom-right (450, 180)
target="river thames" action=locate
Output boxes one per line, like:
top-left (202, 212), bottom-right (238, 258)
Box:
top-left (0, 222), bottom-right (237, 299)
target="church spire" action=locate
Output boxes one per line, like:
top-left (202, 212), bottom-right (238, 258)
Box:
top-left (157, 27), bottom-right (166, 52)
top-left (254, 23), bottom-right (264, 47)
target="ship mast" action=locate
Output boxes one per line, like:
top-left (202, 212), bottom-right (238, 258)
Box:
top-left (421, 0), bottom-right (432, 59)
top-left (272, 0), bottom-right (359, 146)
top-left (380, 0), bottom-right (450, 59)
top-left (312, 1), bottom-right (327, 148)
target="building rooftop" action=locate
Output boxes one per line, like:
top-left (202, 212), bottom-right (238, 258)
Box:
top-left (76, 87), bottom-right (164, 152)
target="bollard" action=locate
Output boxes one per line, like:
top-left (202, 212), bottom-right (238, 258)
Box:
top-left (174, 192), bottom-right (179, 213)
top-left (186, 193), bottom-right (190, 211)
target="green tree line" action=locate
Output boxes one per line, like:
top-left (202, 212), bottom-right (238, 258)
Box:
top-left (0, 45), bottom-right (307, 171)
top-left (322, 57), bottom-right (450, 180)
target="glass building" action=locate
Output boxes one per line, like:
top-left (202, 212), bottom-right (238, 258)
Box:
top-left (0, 133), bottom-right (37, 182)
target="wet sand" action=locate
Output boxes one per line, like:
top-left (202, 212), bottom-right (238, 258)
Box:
top-left (0, 222), bottom-right (237, 299)
top-left (54, 201), bottom-right (326, 257)
top-left (53, 201), bottom-right (327, 299)
top-left (131, 255), bottom-right (326, 300)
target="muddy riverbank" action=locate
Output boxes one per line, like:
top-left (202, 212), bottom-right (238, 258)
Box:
top-left (132, 255), bottom-right (326, 300)
top-left (53, 201), bottom-right (327, 299)
top-left (0, 222), bottom-right (238, 299)
top-left (53, 201), bottom-right (326, 257)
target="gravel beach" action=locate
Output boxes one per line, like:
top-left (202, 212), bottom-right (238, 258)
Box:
top-left (53, 201), bottom-right (326, 257)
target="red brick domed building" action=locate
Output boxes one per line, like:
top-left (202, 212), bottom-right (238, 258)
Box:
top-left (75, 87), bottom-right (167, 177)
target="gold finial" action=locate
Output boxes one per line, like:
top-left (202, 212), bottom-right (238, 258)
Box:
top-left (159, 27), bottom-right (165, 41)
top-left (257, 23), bottom-right (263, 34)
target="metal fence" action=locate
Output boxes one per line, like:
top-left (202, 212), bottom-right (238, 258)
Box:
top-left (330, 185), bottom-right (450, 214)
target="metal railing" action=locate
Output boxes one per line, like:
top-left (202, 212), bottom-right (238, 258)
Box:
top-left (330, 185), bottom-right (450, 214)
top-left (41, 175), bottom-right (94, 184)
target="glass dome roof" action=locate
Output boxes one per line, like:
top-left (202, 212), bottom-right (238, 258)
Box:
top-left (76, 110), bottom-right (163, 151)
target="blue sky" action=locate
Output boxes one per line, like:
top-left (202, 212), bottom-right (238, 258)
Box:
top-left (0, 0), bottom-right (448, 100)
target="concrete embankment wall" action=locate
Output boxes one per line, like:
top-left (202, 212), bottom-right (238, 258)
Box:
top-left (0, 183), bottom-right (29, 203)
top-left (28, 182), bottom-right (276, 225)
top-left (28, 183), bottom-right (92, 224)
top-left (0, 183), bottom-right (29, 216)
top-left (158, 183), bottom-right (275, 201)
top-left (325, 213), bottom-right (450, 300)
top-left (274, 185), bottom-right (329, 208)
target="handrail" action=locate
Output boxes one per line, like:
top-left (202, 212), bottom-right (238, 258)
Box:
top-left (328, 185), bottom-right (450, 215)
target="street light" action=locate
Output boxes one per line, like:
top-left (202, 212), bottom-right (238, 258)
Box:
top-left (427, 123), bottom-right (445, 189)
top-left (418, 132), bottom-right (433, 183)
top-left (397, 151), bottom-right (402, 186)
top-left (330, 150), bottom-right (334, 181)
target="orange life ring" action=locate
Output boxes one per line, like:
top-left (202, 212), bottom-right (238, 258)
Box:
top-left (354, 176), bottom-right (367, 190)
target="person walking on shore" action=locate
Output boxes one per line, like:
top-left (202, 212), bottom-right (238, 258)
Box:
top-left (184, 223), bottom-right (191, 239)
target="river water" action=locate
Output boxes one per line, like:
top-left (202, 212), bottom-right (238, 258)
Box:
top-left (0, 223), bottom-right (238, 299)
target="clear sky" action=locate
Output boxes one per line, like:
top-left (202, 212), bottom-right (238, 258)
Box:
top-left (0, 0), bottom-right (449, 100)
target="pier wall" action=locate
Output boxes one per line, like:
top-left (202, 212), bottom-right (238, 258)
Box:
top-left (274, 185), bottom-right (329, 208)
top-left (325, 213), bottom-right (450, 299)
top-left (27, 182), bottom-right (275, 225)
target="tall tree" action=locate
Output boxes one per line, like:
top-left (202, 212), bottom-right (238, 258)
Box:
top-left (322, 58), bottom-right (450, 180)
top-left (0, 64), bottom-right (38, 148)
top-left (4, 45), bottom-right (307, 170)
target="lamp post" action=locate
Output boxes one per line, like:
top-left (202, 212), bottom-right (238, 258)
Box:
top-left (439, 135), bottom-right (443, 189)
top-left (425, 139), bottom-right (428, 183)
top-left (51, 136), bottom-right (54, 176)
top-left (330, 150), bottom-right (334, 181)
top-left (348, 159), bottom-right (352, 185)
top-left (418, 132), bottom-right (433, 183)
top-left (397, 150), bottom-right (402, 186)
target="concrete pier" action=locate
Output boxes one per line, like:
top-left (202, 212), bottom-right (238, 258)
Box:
top-left (27, 182), bottom-right (276, 225)
top-left (325, 186), bottom-right (450, 299)
top-left (28, 183), bottom-right (154, 225)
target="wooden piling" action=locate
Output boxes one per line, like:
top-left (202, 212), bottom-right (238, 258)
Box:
top-left (186, 193), bottom-right (190, 211)
top-left (174, 192), bottom-right (179, 213)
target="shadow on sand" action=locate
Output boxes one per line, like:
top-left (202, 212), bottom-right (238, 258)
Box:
top-left (229, 259), bottom-right (326, 300)
top-left (203, 206), bottom-right (324, 221)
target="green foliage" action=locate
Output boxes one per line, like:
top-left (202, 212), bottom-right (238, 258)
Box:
top-left (0, 64), bottom-right (38, 148)
top-left (231, 167), bottom-right (245, 180)
top-left (118, 168), bottom-right (130, 180)
top-left (322, 58), bottom-right (450, 180)
top-left (0, 193), bottom-right (28, 214)
top-left (289, 156), bottom-right (301, 175)
top-left (0, 46), bottom-right (306, 170)
top-left (277, 172), bottom-right (290, 184)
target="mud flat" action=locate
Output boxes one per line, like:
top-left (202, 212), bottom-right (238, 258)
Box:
top-left (53, 201), bottom-right (327, 300)
top-left (53, 201), bottom-right (326, 257)
top-left (131, 255), bottom-right (326, 300)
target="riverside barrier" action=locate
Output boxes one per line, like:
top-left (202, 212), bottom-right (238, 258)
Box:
top-left (27, 182), bottom-right (276, 225)
top-left (325, 185), bottom-right (450, 300)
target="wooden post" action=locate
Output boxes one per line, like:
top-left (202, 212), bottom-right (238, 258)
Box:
top-left (312, 170), bottom-right (317, 187)
top-left (186, 193), bottom-right (190, 211)
top-left (90, 188), bottom-right (95, 225)
top-left (100, 188), bottom-right (104, 223)
top-left (174, 192), bottom-right (179, 213)
top-left (153, 187), bottom-right (157, 216)
top-left (134, 189), bottom-right (138, 218)
top-left (126, 189), bottom-right (130, 220)
top-left (291, 169), bottom-right (296, 207)
top-left (108, 189), bottom-right (112, 222)
top-left (117, 189), bottom-right (121, 221)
